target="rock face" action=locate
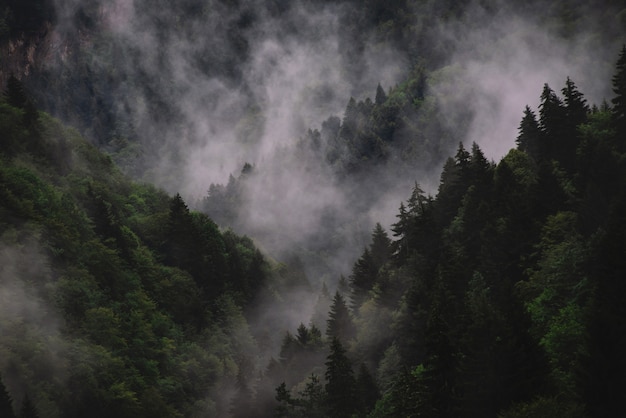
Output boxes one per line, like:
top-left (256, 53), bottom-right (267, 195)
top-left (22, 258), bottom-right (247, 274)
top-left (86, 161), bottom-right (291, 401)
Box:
top-left (0, 23), bottom-right (56, 88)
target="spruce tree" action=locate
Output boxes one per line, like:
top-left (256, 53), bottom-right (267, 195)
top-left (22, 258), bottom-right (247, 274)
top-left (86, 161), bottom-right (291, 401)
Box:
top-left (560, 77), bottom-right (589, 172)
top-left (3, 75), bottom-right (29, 109)
top-left (325, 338), bottom-right (356, 418)
top-left (355, 363), bottom-right (379, 415)
top-left (370, 223), bottom-right (392, 268)
top-left (517, 105), bottom-right (543, 160)
top-left (611, 45), bottom-right (626, 147)
top-left (375, 83), bottom-right (387, 105)
top-left (349, 248), bottom-right (377, 311)
top-left (538, 83), bottom-right (567, 160)
top-left (562, 77), bottom-right (588, 126)
top-left (0, 375), bottom-right (15, 418)
top-left (19, 394), bottom-right (38, 418)
top-left (326, 292), bottom-right (356, 342)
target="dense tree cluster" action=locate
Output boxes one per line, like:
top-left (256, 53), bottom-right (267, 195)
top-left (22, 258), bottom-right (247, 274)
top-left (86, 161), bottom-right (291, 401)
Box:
top-left (2, 1), bottom-right (626, 417)
top-left (260, 47), bottom-right (626, 417)
top-left (0, 80), bottom-right (306, 417)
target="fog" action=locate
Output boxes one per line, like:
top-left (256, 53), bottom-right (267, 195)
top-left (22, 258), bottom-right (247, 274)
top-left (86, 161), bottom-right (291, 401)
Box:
top-left (38, 0), bottom-right (622, 413)
top-left (431, 3), bottom-right (619, 161)
top-left (0, 235), bottom-right (65, 416)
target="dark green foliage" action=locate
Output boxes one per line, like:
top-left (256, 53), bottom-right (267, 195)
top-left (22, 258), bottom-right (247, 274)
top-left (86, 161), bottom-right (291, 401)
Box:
top-left (349, 248), bottom-right (378, 311)
top-left (325, 338), bottom-right (356, 418)
top-left (3, 76), bottom-right (30, 110)
top-left (538, 83), bottom-right (567, 160)
top-left (358, 49), bottom-right (626, 417)
top-left (18, 394), bottom-right (39, 418)
top-left (517, 106), bottom-right (543, 161)
top-left (498, 397), bottom-right (586, 418)
top-left (0, 375), bottom-right (15, 418)
top-left (611, 45), bottom-right (626, 145)
top-left (355, 363), bottom-right (379, 415)
top-left (326, 292), bottom-right (356, 342)
top-left (275, 374), bottom-right (327, 418)
top-left (0, 100), bottom-right (282, 417)
top-left (2, 6), bottom-right (626, 418)
top-left (581, 189), bottom-right (626, 417)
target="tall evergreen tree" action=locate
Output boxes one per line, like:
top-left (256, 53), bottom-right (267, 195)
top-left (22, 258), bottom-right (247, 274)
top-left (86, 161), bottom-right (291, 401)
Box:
top-left (611, 45), bottom-right (626, 147)
top-left (355, 363), bottom-right (379, 415)
top-left (538, 83), bottom-right (567, 160)
top-left (0, 375), bottom-right (15, 418)
top-left (370, 223), bottom-right (392, 269)
top-left (325, 338), bottom-right (356, 418)
top-left (562, 77), bottom-right (589, 127)
top-left (516, 105), bottom-right (543, 161)
top-left (375, 83), bottom-right (388, 106)
top-left (349, 247), bottom-right (377, 311)
top-left (582, 188), bottom-right (626, 417)
top-left (18, 394), bottom-right (39, 418)
top-left (3, 75), bottom-right (29, 109)
top-left (326, 292), bottom-right (356, 342)
top-left (560, 77), bottom-right (589, 171)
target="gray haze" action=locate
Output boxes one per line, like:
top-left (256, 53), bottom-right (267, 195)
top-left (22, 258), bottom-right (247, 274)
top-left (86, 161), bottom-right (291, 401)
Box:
top-left (431, 2), bottom-right (619, 161)
top-left (43, 1), bottom-right (621, 408)
top-left (0, 236), bottom-right (65, 417)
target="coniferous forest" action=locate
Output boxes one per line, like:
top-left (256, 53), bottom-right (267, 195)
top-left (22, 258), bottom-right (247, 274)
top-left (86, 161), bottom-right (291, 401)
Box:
top-left (1, 0), bottom-right (626, 417)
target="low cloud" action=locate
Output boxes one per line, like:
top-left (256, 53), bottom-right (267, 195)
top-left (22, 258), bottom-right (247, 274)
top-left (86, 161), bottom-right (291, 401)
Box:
top-left (430, 2), bottom-right (620, 161)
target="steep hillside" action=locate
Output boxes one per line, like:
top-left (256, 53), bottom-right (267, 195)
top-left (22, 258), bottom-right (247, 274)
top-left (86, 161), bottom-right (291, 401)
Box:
top-left (0, 79), bottom-right (308, 417)
top-left (1, 1), bottom-right (626, 417)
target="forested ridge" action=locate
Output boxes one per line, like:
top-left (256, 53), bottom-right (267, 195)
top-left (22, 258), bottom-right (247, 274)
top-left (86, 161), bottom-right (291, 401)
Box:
top-left (2, 0), bottom-right (626, 417)
top-left (0, 76), bottom-right (311, 417)
top-left (263, 49), bottom-right (626, 417)
top-left (2, 47), bottom-right (625, 417)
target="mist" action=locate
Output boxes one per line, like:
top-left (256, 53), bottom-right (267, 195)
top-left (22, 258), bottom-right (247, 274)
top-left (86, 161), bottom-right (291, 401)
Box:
top-left (430, 2), bottom-right (620, 161)
top-left (48, 0), bottom-right (414, 280)
top-left (0, 234), bottom-right (66, 417)
top-left (36, 0), bottom-right (624, 413)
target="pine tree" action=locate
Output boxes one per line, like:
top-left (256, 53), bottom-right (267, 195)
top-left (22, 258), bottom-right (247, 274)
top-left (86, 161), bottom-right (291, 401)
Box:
top-left (454, 142), bottom-right (471, 169)
top-left (275, 383), bottom-right (294, 418)
top-left (468, 142), bottom-right (493, 194)
top-left (562, 77), bottom-right (588, 127)
top-left (538, 83), bottom-right (567, 160)
top-left (370, 223), bottom-right (392, 268)
top-left (0, 375), bottom-right (15, 418)
top-left (611, 45), bottom-right (626, 147)
top-left (279, 331), bottom-right (299, 365)
top-left (391, 201), bottom-right (409, 260)
top-left (325, 338), bottom-right (356, 418)
top-left (516, 105), bottom-right (543, 161)
top-left (375, 83), bottom-right (387, 105)
top-left (19, 394), bottom-right (39, 418)
top-left (3, 75), bottom-right (29, 109)
top-left (339, 97), bottom-right (358, 142)
top-left (296, 323), bottom-right (310, 347)
top-left (326, 292), bottom-right (356, 342)
top-left (349, 248), bottom-right (377, 311)
top-left (560, 77), bottom-right (589, 171)
top-left (298, 374), bottom-right (327, 417)
top-left (355, 363), bottom-right (379, 415)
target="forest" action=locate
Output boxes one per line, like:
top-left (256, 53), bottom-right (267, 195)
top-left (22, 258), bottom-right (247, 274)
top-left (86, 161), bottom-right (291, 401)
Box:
top-left (1, 0), bottom-right (626, 417)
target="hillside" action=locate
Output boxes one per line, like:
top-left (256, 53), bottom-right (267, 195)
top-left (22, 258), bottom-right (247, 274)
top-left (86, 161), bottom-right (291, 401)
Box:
top-left (1, 0), bottom-right (626, 417)
top-left (0, 80), bottom-right (311, 417)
